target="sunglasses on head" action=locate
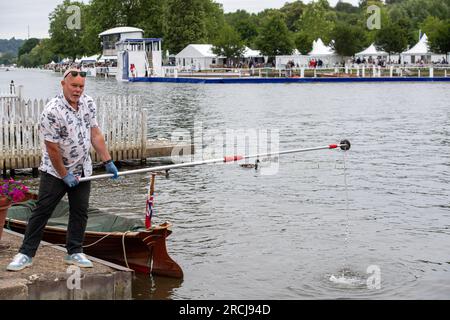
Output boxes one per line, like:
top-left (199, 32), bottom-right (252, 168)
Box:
top-left (64, 70), bottom-right (87, 79)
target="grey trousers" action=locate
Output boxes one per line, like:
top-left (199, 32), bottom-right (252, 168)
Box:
top-left (19, 171), bottom-right (91, 257)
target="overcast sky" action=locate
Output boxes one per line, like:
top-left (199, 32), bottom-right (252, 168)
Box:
top-left (0, 0), bottom-right (360, 39)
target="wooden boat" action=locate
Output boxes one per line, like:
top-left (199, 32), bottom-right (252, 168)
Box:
top-left (5, 196), bottom-right (183, 279)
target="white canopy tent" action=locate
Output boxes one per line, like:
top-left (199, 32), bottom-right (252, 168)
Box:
top-left (79, 54), bottom-right (100, 63)
top-left (355, 43), bottom-right (388, 57)
top-left (243, 47), bottom-right (262, 58)
top-left (98, 55), bottom-right (117, 62)
top-left (176, 44), bottom-right (225, 70)
top-left (308, 38), bottom-right (335, 57)
top-left (308, 38), bottom-right (342, 66)
top-left (400, 34), bottom-right (444, 64)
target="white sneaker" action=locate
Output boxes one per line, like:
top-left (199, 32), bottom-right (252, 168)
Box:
top-left (64, 253), bottom-right (93, 268)
top-left (7, 253), bottom-right (33, 271)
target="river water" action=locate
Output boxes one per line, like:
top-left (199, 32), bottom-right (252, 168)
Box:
top-left (1, 69), bottom-right (449, 299)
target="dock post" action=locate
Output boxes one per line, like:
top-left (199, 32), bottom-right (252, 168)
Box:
top-left (300, 68), bottom-right (305, 78)
top-left (345, 65), bottom-right (348, 74)
top-left (372, 65), bottom-right (376, 77)
top-left (18, 85), bottom-right (23, 100)
top-left (32, 168), bottom-right (39, 178)
top-left (362, 65), bottom-right (365, 78)
top-left (390, 66), bottom-right (393, 77)
top-left (140, 109), bottom-right (147, 159)
top-left (356, 65), bottom-right (360, 77)
top-left (429, 67), bottom-right (433, 78)
top-left (418, 69), bottom-right (421, 77)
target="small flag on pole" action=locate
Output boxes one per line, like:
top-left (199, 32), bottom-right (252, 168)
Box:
top-left (145, 194), bottom-right (153, 229)
top-left (145, 173), bottom-right (156, 229)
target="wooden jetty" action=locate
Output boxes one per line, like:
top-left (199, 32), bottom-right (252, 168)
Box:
top-left (0, 94), bottom-right (193, 172)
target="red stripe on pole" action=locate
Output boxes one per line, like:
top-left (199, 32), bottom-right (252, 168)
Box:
top-left (329, 144), bottom-right (338, 149)
top-left (224, 155), bottom-right (243, 162)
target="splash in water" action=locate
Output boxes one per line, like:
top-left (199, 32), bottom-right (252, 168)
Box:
top-left (329, 269), bottom-right (367, 287)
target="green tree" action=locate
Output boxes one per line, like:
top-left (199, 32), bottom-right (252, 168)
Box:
top-left (332, 23), bottom-right (367, 56)
top-left (335, 1), bottom-right (359, 14)
top-left (134, 0), bottom-right (168, 39)
top-left (295, 0), bottom-right (337, 48)
top-left (212, 24), bottom-right (245, 62)
top-left (166, 0), bottom-right (207, 54)
top-left (294, 32), bottom-right (312, 55)
top-left (18, 38), bottom-right (40, 57)
top-left (421, 16), bottom-right (450, 54)
top-left (17, 39), bottom-right (58, 67)
top-left (81, 0), bottom-right (127, 55)
top-left (203, 0), bottom-right (226, 44)
top-left (255, 12), bottom-right (295, 57)
top-left (225, 10), bottom-right (259, 48)
top-left (0, 52), bottom-right (17, 65)
top-left (375, 22), bottom-right (409, 55)
top-left (0, 38), bottom-right (25, 56)
top-left (279, 1), bottom-right (306, 32)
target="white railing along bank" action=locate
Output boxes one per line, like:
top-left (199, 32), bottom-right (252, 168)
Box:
top-left (160, 65), bottom-right (450, 79)
top-left (0, 94), bottom-right (147, 170)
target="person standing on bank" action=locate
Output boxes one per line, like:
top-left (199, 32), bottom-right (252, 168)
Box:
top-left (7, 68), bottom-right (119, 271)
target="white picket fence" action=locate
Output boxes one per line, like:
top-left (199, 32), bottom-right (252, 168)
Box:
top-left (0, 95), bottom-right (147, 170)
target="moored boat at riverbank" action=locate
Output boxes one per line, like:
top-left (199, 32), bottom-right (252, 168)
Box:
top-left (5, 198), bottom-right (183, 279)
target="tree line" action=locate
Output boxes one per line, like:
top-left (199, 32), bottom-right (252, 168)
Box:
top-left (13, 0), bottom-right (450, 67)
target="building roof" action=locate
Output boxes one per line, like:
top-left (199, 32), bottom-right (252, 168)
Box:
top-left (355, 43), bottom-right (388, 56)
top-left (118, 38), bottom-right (162, 44)
top-left (98, 55), bottom-right (117, 62)
top-left (176, 44), bottom-right (218, 58)
top-left (79, 54), bottom-right (101, 63)
top-left (308, 38), bottom-right (335, 56)
top-left (99, 27), bottom-right (144, 37)
top-left (176, 44), bottom-right (263, 59)
top-left (402, 34), bottom-right (432, 55)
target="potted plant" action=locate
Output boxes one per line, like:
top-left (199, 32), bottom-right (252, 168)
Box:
top-left (0, 179), bottom-right (29, 240)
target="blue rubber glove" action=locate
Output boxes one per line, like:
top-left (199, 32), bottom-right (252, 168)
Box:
top-left (105, 161), bottom-right (119, 179)
top-left (62, 173), bottom-right (79, 188)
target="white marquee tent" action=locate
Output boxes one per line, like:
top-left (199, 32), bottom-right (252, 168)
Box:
top-left (307, 38), bottom-right (342, 66)
top-left (308, 38), bottom-right (335, 57)
top-left (355, 43), bottom-right (388, 57)
top-left (400, 34), bottom-right (445, 64)
top-left (243, 47), bottom-right (263, 58)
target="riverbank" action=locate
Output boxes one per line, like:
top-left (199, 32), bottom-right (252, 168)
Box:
top-left (0, 230), bottom-right (133, 300)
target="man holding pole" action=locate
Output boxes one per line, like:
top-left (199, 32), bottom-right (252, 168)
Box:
top-left (7, 68), bottom-right (119, 271)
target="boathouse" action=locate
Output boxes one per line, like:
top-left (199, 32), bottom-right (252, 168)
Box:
top-left (98, 27), bottom-right (144, 63)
